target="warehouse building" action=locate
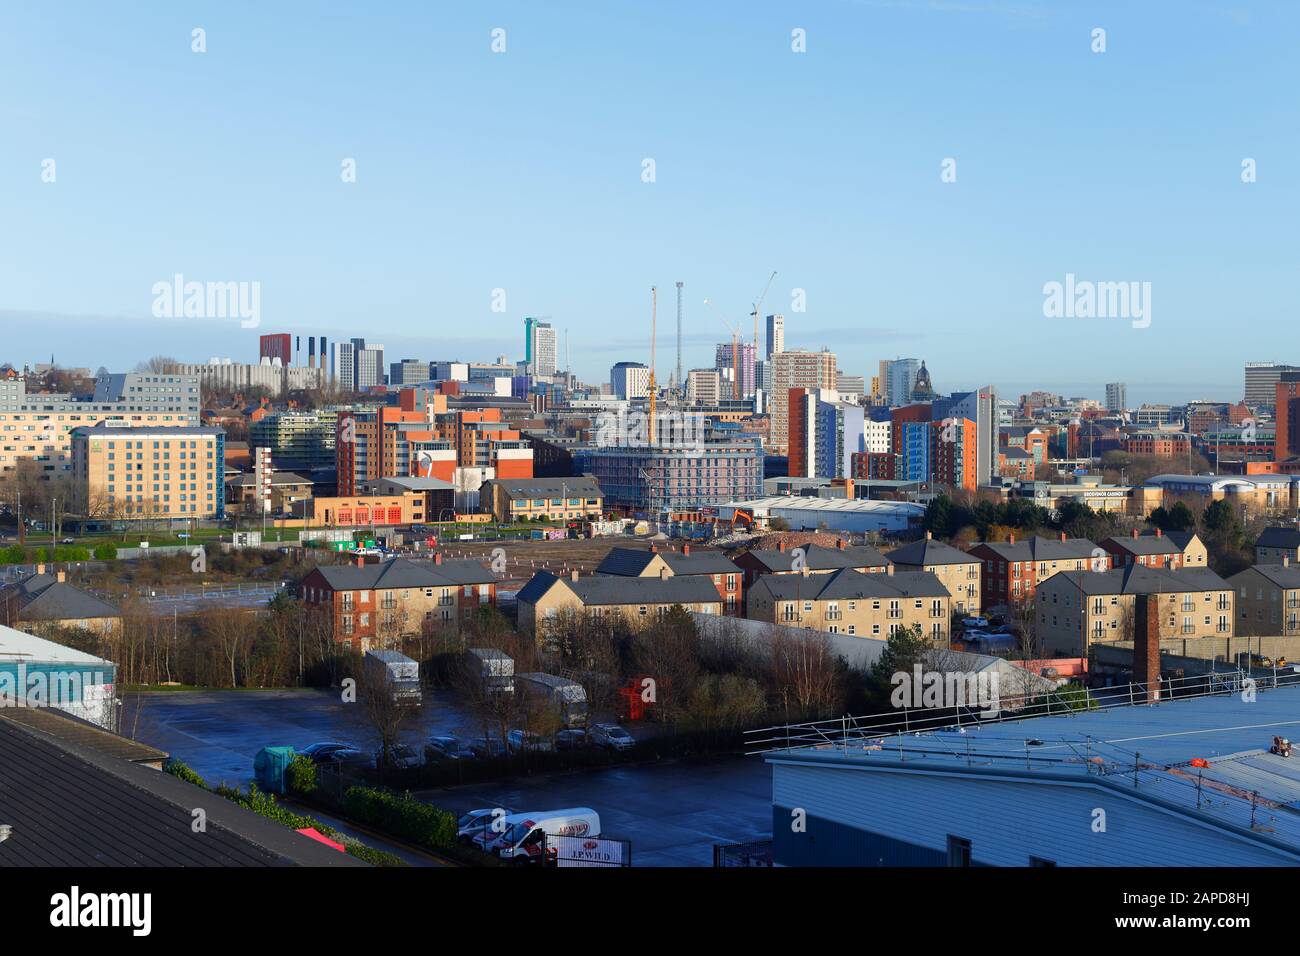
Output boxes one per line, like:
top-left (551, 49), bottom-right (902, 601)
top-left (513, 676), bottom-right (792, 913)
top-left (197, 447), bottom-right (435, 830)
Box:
top-left (760, 680), bottom-right (1300, 866)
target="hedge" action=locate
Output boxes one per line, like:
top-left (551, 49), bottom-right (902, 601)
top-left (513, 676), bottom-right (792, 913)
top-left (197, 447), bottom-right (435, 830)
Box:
top-left (342, 787), bottom-right (457, 851)
top-left (162, 758), bottom-right (405, 867)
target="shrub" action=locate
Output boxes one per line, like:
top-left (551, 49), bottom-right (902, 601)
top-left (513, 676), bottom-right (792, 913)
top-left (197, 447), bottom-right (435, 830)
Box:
top-left (286, 754), bottom-right (317, 795)
top-left (343, 786), bottom-right (457, 850)
top-left (93, 541), bottom-right (118, 561)
top-left (163, 758), bottom-right (210, 789)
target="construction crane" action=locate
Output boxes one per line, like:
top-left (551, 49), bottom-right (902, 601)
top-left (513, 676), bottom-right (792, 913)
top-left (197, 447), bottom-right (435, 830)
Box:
top-left (750, 271), bottom-right (776, 358)
top-left (704, 298), bottom-right (743, 401)
top-left (649, 286), bottom-right (657, 446)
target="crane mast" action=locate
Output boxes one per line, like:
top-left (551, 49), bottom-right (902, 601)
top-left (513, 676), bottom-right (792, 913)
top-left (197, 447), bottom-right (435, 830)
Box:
top-left (649, 286), bottom-right (657, 447)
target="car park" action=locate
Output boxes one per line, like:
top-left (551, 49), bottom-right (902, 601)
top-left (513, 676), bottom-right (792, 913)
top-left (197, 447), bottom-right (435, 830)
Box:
top-left (424, 735), bottom-right (477, 762)
top-left (588, 723), bottom-right (635, 751)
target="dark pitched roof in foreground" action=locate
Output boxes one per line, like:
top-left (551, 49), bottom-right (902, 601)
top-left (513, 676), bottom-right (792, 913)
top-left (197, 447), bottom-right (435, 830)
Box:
top-left (743, 543), bottom-right (889, 572)
top-left (1051, 564), bottom-right (1229, 596)
top-left (0, 712), bottom-right (367, 867)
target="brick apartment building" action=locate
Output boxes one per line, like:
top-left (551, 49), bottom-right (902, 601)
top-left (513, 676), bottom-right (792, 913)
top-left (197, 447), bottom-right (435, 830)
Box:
top-left (300, 555), bottom-right (499, 649)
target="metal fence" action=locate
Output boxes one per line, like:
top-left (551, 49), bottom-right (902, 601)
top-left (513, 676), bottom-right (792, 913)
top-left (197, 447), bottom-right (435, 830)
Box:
top-left (744, 667), bottom-right (1300, 756)
top-left (713, 839), bottom-right (773, 867)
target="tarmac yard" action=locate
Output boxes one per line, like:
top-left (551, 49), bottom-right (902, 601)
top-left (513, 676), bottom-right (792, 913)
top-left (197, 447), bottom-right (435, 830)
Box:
top-left (122, 687), bottom-right (774, 866)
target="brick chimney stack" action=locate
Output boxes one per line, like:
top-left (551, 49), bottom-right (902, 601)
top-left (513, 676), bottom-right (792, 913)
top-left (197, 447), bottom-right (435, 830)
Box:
top-left (682, 543), bottom-right (691, 556)
top-left (837, 538), bottom-right (846, 550)
top-left (433, 552), bottom-right (443, 565)
top-left (1059, 531), bottom-right (1067, 542)
top-left (1133, 592), bottom-right (1162, 702)
top-left (925, 531), bottom-right (933, 540)
top-left (1008, 533), bottom-right (1015, 545)
top-left (571, 569), bottom-right (579, 581)
top-left (1131, 528), bottom-right (1139, 539)
top-left (777, 540), bottom-right (786, 552)
top-left (1155, 528), bottom-right (1162, 537)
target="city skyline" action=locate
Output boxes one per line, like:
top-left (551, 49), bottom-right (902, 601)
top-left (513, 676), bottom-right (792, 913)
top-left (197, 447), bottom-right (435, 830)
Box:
top-left (2, 1), bottom-right (1290, 403)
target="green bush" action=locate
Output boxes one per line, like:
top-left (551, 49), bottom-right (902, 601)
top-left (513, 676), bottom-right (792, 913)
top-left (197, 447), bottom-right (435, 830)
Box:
top-left (286, 754), bottom-right (317, 795)
top-left (0, 545), bottom-right (25, 565)
top-left (163, 758), bottom-right (210, 789)
top-left (343, 786), bottom-right (457, 850)
top-left (93, 541), bottom-right (118, 561)
top-left (342, 842), bottom-right (406, 867)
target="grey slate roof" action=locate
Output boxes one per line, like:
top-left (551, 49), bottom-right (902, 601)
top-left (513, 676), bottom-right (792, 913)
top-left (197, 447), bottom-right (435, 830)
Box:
top-left (9, 577), bottom-right (121, 621)
top-left (1103, 534), bottom-right (1181, 556)
top-left (517, 570), bottom-right (721, 607)
top-left (1051, 564), bottom-right (1229, 596)
top-left (313, 557), bottom-right (495, 591)
top-left (1258, 527), bottom-right (1300, 550)
top-left (492, 477), bottom-right (602, 500)
top-left (0, 712), bottom-right (366, 867)
top-left (887, 538), bottom-right (977, 566)
top-left (972, 535), bottom-right (1099, 563)
top-left (595, 547), bottom-right (740, 577)
top-left (1234, 564), bottom-right (1300, 590)
top-left (755, 568), bottom-right (951, 601)
top-left (744, 543), bottom-right (889, 572)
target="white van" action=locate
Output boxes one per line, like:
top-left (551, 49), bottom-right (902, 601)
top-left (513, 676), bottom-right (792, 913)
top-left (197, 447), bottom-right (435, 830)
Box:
top-left (493, 808), bottom-right (601, 864)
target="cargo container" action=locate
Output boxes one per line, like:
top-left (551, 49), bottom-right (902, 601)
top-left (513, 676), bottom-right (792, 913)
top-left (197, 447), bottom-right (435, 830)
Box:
top-left (363, 649), bottom-right (422, 706)
top-left (516, 672), bottom-right (588, 728)
top-left (468, 647), bottom-right (515, 695)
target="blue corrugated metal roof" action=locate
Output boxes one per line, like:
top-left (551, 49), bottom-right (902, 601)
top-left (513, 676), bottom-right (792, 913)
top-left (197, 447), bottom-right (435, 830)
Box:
top-left (769, 683), bottom-right (1300, 853)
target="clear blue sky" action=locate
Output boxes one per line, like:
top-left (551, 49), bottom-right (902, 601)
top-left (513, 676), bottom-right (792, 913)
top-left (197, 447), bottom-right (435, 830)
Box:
top-left (1, 0), bottom-right (1294, 406)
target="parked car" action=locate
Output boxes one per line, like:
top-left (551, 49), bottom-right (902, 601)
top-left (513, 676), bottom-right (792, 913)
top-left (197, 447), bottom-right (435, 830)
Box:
top-left (467, 736), bottom-right (509, 759)
top-left (588, 723), bottom-right (635, 751)
top-left (507, 729), bottom-right (554, 754)
top-left (320, 747), bottom-right (369, 767)
top-left (457, 806), bottom-right (513, 843)
top-left (60, 536), bottom-right (76, 544)
top-left (375, 743), bottom-right (422, 770)
top-left (424, 735), bottom-right (477, 762)
top-left (554, 729), bottom-right (591, 751)
top-left (960, 616), bottom-right (989, 630)
top-left (298, 742), bottom-right (355, 763)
